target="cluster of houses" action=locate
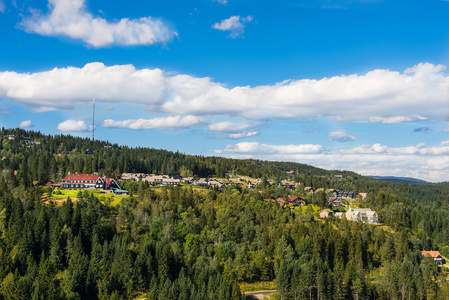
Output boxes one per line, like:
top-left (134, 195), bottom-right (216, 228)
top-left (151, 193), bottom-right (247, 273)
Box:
top-left (121, 173), bottom-right (268, 190)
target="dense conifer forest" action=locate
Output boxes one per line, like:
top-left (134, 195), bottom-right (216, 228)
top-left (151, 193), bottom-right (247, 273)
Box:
top-left (1, 128), bottom-right (449, 299)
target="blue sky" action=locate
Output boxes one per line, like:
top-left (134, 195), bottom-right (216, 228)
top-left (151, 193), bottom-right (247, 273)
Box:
top-left (1, 0), bottom-right (449, 182)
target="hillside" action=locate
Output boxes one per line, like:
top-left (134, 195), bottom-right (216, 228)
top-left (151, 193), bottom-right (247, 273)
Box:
top-left (1, 128), bottom-right (449, 299)
top-left (368, 175), bottom-right (428, 184)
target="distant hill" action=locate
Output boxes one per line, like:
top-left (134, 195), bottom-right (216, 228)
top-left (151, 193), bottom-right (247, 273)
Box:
top-left (368, 175), bottom-right (427, 184)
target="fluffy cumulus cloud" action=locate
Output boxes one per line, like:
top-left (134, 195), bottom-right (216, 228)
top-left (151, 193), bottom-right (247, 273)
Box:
top-left (208, 121), bottom-right (259, 132)
top-left (57, 119), bottom-right (90, 132)
top-left (226, 131), bottom-right (259, 139)
top-left (0, 63), bottom-right (166, 110)
top-left (20, 0), bottom-right (176, 47)
top-left (369, 116), bottom-right (427, 124)
top-left (328, 129), bottom-right (355, 142)
top-left (1, 62), bottom-right (449, 123)
top-left (212, 15), bottom-right (253, 38)
top-left (19, 120), bottom-right (32, 128)
top-left (101, 115), bottom-right (207, 130)
top-left (339, 141), bottom-right (449, 156)
top-left (208, 121), bottom-right (260, 138)
top-left (215, 142), bottom-right (326, 154)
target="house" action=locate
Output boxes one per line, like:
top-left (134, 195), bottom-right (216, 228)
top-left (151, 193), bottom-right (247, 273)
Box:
top-left (319, 210), bottom-right (333, 218)
top-left (358, 192), bottom-right (367, 200)
top-left (182, 177), bottom-right (194, 184)
top-left (61, 173), bottom-right (121, 191)
top-left (143, 175), bottom-right (180, 186)
top-left (422, 251), bottom-right (444, 266)
top-left (304, 187), bottom-right (315, 193)
top-left (209, 180), bottom-right (223, 189)
top-left (121, 173), bottom-right (146, 181)
top-left (113, 189), bottom-right (129, 196)
top-left (288, 196), bottom-right (306, 206)
top-left (282, 184), bottom-right (296, 191)
top-left (345, 208), bottom-right (378, 223)
top-left (194, 178), bottom-right (209, 187)
top-left (329, 197), bottom-right (343, 207)
top-left (98, 177), bottom-right (121, 190)
top-left (335, 190), bottom-right (359, 199)
top-left (45, 182), bottom-right (61, 188)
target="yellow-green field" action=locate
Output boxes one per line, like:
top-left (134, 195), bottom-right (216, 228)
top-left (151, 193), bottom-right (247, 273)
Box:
top-left (50, 189), bottom-right (127, 206)
top-left (296, 204), bottom-right (321, 212)
top-left (239, 281), bottom-right (276, 293)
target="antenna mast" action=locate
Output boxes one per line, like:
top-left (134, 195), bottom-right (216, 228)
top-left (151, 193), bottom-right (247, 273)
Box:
top-left (92, 98), bottom-right (95, 141)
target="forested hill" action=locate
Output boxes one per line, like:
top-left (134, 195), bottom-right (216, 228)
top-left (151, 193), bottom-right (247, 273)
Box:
top-left (1, 128), bottom-right (449, 299)
top-left (1, 128), bottom-right (447, 204)
top-left (0, 128), bottom-right (364, 185)
top-left (368, 176), bottom-right (428, 184)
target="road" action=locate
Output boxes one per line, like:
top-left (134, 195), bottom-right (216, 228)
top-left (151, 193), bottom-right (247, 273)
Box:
top-left (244, 290), bottom-right (277, 299)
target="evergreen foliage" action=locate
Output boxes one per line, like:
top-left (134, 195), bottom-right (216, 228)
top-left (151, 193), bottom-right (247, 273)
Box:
top-left (0, 129), bottom-right (448, 299)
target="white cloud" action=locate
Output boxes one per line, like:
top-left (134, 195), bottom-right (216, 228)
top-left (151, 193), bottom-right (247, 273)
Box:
top-left (1, 62), bottom-right (449, 123)
top-left (226, 131), bottom-right (259, 139)
top-left (57, 119), bottom-right (90, 132)
top-left (212, 15), bottom-right (253, 38)
top-left (0, 63), bottom-right (166, 110)
top-left (339, 142), bottom-right (449, 156)
top-left (101, 115), bottom-right (207, 130)
top-left (208, 121), bottom-right (260, 139)
top-left (0, 1), bottom-right (5, 13)
top-left (32, 107), bottom-right (58, 113)
top-left (19, 120), bottom-right (32, 128)
top-left (208, 121), bottom-right (260, 133)
top-left (369, 115), bottom-right (427, 124)
top-left (20, 0), bottom-right (176, 48)
top-left (215, 142), bottom-right (325, 154)
top-left (162, 62), bottom-right (449, 121)
top-left (328, 129), bottom-right (355, 142)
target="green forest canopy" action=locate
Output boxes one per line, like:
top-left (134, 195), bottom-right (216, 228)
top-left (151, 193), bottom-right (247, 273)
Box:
top-left (0, 128), bottom-right (449, 299)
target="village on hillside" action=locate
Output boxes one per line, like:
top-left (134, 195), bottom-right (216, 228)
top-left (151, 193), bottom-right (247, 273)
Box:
top-left (45, 171), bottom-right (379, 224)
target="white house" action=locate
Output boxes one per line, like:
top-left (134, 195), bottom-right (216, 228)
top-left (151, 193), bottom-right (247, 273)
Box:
top-left (345, 208), bottom-right (378, 223)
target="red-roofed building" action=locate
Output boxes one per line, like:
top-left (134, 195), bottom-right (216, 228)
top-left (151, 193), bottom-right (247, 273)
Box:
top-left (288, 195), bottom-right (306, 206)
top-left (45, 182), bottom-right (61, 188)
top-left (61, 174), bottom-right (121, 190)
top-left (422, 251), bottom-right (444, 265)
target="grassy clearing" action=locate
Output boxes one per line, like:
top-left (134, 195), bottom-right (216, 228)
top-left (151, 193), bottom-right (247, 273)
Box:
top-left (50, 189), bottom-right (126, 206)
top-left (52, 189), bottom-right (84, 199)
top-left (296, 205), bottom-right (321, 212)
top-left (239, 281), bottom-right (276, 293)
top-left (133, 292), bottom-right (147, 300)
